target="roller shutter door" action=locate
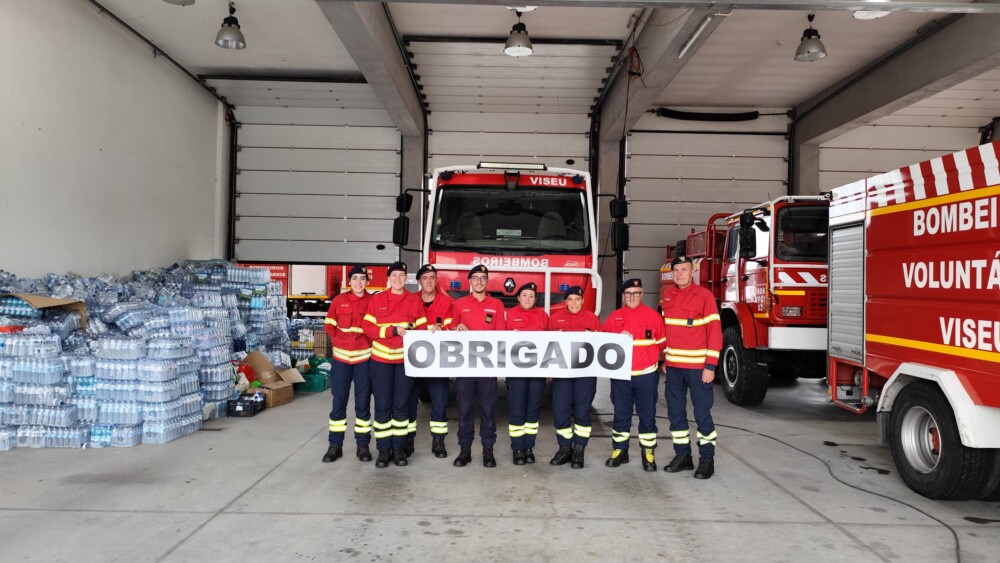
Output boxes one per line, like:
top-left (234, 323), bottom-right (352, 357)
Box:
top-left (828, 224), bottom-right (864, 361)
top-left (233, 106), bottom-right (401, 264)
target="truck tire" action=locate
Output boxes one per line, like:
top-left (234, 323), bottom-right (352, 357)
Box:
top-left (721, 325), bottom-right (769, 406)
top-left (976, 450), bottom-right (1000, 501)
top-left (889, 383), bottom-right (993, 500)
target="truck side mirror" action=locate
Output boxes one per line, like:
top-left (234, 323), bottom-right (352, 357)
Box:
top-left (392, 216), bottom-right (409, 246)
top-left (611, 222), bottom-right (629, 252)
top-left (396, 193), bottom-right (414, 213)
top-left (610, 198), bottom-right (628, 219)
top-left (739, 226), bottom-right (756, 259)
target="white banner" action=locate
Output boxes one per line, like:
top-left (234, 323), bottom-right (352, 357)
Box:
top-left (403, 331), bottom-right (633, 380)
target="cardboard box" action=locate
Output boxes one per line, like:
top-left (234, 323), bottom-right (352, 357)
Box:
top-left (0, 293), bottom-right (88, 330)
top-left (242, 351), bottom-right (305, 408)
top-left (313, 329), bottom-right (330, 357)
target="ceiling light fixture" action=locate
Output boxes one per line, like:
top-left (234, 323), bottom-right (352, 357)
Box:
top-left (162, 0), bottom-right (195, 6)
top-left (854, 0), bottom-right (892, 20)
top-left (504, 10), bottom-right (533, 57)
top-left (794, 13), bottom-right (826, 62)
top-left (215, 1), bottom-right (246, 50)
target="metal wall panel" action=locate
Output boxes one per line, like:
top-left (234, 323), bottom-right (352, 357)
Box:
top-left (828, 224), bottom-right (864, 361)
top-left (625, 127), bottom-right (788, 309)
top-left (234, 105), bottom-right (400, 263)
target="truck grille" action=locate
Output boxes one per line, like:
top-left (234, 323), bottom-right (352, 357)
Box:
top-left (805, 292), bottom-right (828, 321)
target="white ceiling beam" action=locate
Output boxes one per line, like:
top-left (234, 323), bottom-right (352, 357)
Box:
top-left (794, 14), bottom-right (1000, 146)
top-left (315, 1), bottom-right (424, 136)
top-left (598, 8), bottom-right (723, 142)
top-left (356, 1), bottom-right (1000, 14)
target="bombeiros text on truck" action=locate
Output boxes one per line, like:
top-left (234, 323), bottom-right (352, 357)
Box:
top-left (393, 162), bottom-right (628, 315)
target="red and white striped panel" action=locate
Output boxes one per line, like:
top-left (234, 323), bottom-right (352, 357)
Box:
top-left (774, 268), bottom-right (827, 287)
top-left (867, 141), bottom-right (1000, 210)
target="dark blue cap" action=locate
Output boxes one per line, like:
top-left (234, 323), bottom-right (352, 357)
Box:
top-left (564, 285), bottom-right (583, 298)
top-left (670, 255), bottom-right (694, 268)
top-left (415, 264), bottom-right (436, 280)
top-left (468, 264), bottom-right (489, 279)
top-left (621, 278), bottom-right (642, 292)
top-left (347, 265), bottom-right (368, 279)
top-left (516, 282), bottom-right (537, 296)
top-left (387, 261), bottom-right (407, 276)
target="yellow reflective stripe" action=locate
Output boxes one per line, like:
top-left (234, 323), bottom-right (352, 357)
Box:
top-left (391, 419), bottom-right (409, 436)
top-left (573, 424), bottom-right (591, 438)
top-left (429, 421), bottom-right (448, 428)
top-left (334, 352), bottom-right (371, 363)
top-left (407, 420), bottom-right (417, 432)
top-left (665, 355), bottom-right (707, 364)
top-left (379, 325), bottom-right (389, 339)
top-left (372, 342), bottom-right (403, 355)
top-left (429, 421), bottom-right (448, 434)
top-left (509, 424), bottom-right (526, 437)
top-left (697, 430), bottom-right (718, 445)
top-left (656, 337), bottom-right (665, 345)
top-left (666, 348), bottom-right (710, 356)
top-left (413, 317), bottom-right (427, 328)
top-left (632, 364), bottom-right (658, 376)
top-left (441, 317), bottom-right (453, 327)
top-left (363, 314), bottom-right (377, 324)
top-left (706, 350), bottom-right (720, 359)
top-left (355, 419), bottom-right (372, 428)
top-left (337, 326), bottom-right (364, 334)
top-left (324, 318), bottom-right (337, 326)
top-left (373, 421), bottom-right (392, 439)
top-left (524, 422), bottom-right (539, 435)
top-left (333, 347), bottom-right (371, 358)
top-left (556, 427), bottom-right (573, 439)
top-left (672, 429), bottom-right (691, 444)
top-left (612, 430), bottom-right (630, 443)
top-left (329, 419), bottom-right (347, 432)
top-left (664, 314), bottom-right (720, 327)
top-left (632, 339), bottom-right (658, 346)
top-left (372, 351), bottom-right (404, 361)
top-left (638, 432), bottom-right (657, 447)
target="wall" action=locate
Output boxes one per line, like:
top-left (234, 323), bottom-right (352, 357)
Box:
top-left (0, 1), bottom-right (225, 278)
top-left (818, 124), bottom-right (981, 192)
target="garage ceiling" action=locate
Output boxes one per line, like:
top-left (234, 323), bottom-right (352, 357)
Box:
top-left (92, 1), bottom-right (1000, 128)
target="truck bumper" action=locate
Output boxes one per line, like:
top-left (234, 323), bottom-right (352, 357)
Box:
top-left (767, 327), bottom-right (827, 351)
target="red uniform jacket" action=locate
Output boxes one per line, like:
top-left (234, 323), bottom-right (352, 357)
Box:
top-left (602, 303), bottom-right (667, 376)
top-left (324, 291), bottom-right (372, 364)
top-left (661, 283), bottom-right (722, 371)
top-left (548, 309), bottom-right (601, 333)
top-left (505, 306), bottom-right (549, 331)
top-left (452, 294), bottom-right (507, 331)
top-left (420, 291), bottom-right (455, 330)
top-left (362, 290), bottom-right (427, 364)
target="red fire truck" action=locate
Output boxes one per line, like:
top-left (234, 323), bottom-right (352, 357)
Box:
top-left (660, 197), bottom-right (830, 406)
top-left (394, 163), bottom-right (626, 315)
top-left (825, 141), bottom-right (1000, 500)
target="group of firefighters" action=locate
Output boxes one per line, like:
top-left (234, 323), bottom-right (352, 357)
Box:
top-left (322, 255), bottom-right (722, 479)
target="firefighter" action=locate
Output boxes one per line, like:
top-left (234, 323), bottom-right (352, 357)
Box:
top-left (410, 264), bottom-right (454, 459)
top-left (451, 264), bottom-right (507, 468)
top-left (661, 255), bottom-right (722, 479)
top-left (601, 279), bottom-right (666, 472)
top-left (548, 285), bottom-right (602, 469)
top-left (322, 265), bottom-right (374, 463)
top-left (362, 262), bottom-right (429, 468)
top-left (504, 282), bottom-right (548, 465)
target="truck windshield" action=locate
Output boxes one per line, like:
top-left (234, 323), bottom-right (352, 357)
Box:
top-left (775, 206), bottom-right (828, 262)
top-left (430, 186), bottom-right (591, 255)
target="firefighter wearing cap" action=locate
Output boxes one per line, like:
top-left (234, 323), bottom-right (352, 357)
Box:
top-left (321, 265), bottom-right (374, 464)
top-left (504, 282), bottom-right (548, 465)
top-left (548, 285), bottom-right (601, 469)
top-left (661, 254), bottom-right (722, 480)
top-left (601, 278), bottom-right (666, 472)
top-left (362, 261), bottom-right (429, 468)
top-left (411, 263), bottom-right (454, 459)
top-left (451, 264), bottom-right (507, 468)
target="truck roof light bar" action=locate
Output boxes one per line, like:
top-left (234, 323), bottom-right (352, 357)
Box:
top-left (477, 161), bottom-right (547, 171)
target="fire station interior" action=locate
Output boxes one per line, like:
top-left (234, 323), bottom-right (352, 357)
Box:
top-left (5, 2), bottom-right (1000, 561)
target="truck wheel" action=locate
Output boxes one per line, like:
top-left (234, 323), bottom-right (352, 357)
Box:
top-left (889, 383), bottom-right (993, 500)
top-left (721, 326), bottom-right (769, 406)
top-left (976, 450), bottom-right (1000, 501)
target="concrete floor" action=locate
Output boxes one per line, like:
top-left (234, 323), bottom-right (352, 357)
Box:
top-left (3, 377), bottom-right (999, 563)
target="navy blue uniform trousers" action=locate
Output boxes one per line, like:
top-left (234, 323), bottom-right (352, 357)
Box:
top-left (610, 371), bottom-right (659, 452)
top-left (552, 377), bottom-right (597, 447)
top-left (506, 377), bottom-right (544, 450)
top-left (328, 359), bottom-right (372, 446)
top-left (456, 377), bottom-right (497, 449)
top-left (370, 361), bottom-right (413, 451)
top-left (665, 367), bottom-right (717, 458)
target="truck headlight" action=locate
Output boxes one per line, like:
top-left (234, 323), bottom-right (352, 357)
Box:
top-left (781, 306), bottom-right (802, 317)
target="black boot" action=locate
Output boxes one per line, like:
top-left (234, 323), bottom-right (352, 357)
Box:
top-left (375, 449), bottom-right (392, 468)
top-left (641, 447), bottom-right (657, 472)
top-left (570, 444), bottom-right (585, 469)
top-left (356, 444), bottom-right (372, 462)
top-left (322, 445), bottom-right (342, 463)
top-left (694, 458), bottom-right (715, 480)
top-left (404, 434), bottom-right (415, 456)
top-left (550, 446), bottom-right (572, 466)
top-left (483, 446), bottom-right (497, 468)
top-left (431, 435), bottom-right (448, 458)
top-left (513, 449), bottom-right (526, 465)
top-left (524, 448), bottom-right (535, 464)
top-left (664, 454), bottom-right (694, 473)
top-left (393, 447), bottom-right (408, 467)
top-left (453, 447), bottom-right (472, 467)
top-left (605, 448), bottom-right (629, 468)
